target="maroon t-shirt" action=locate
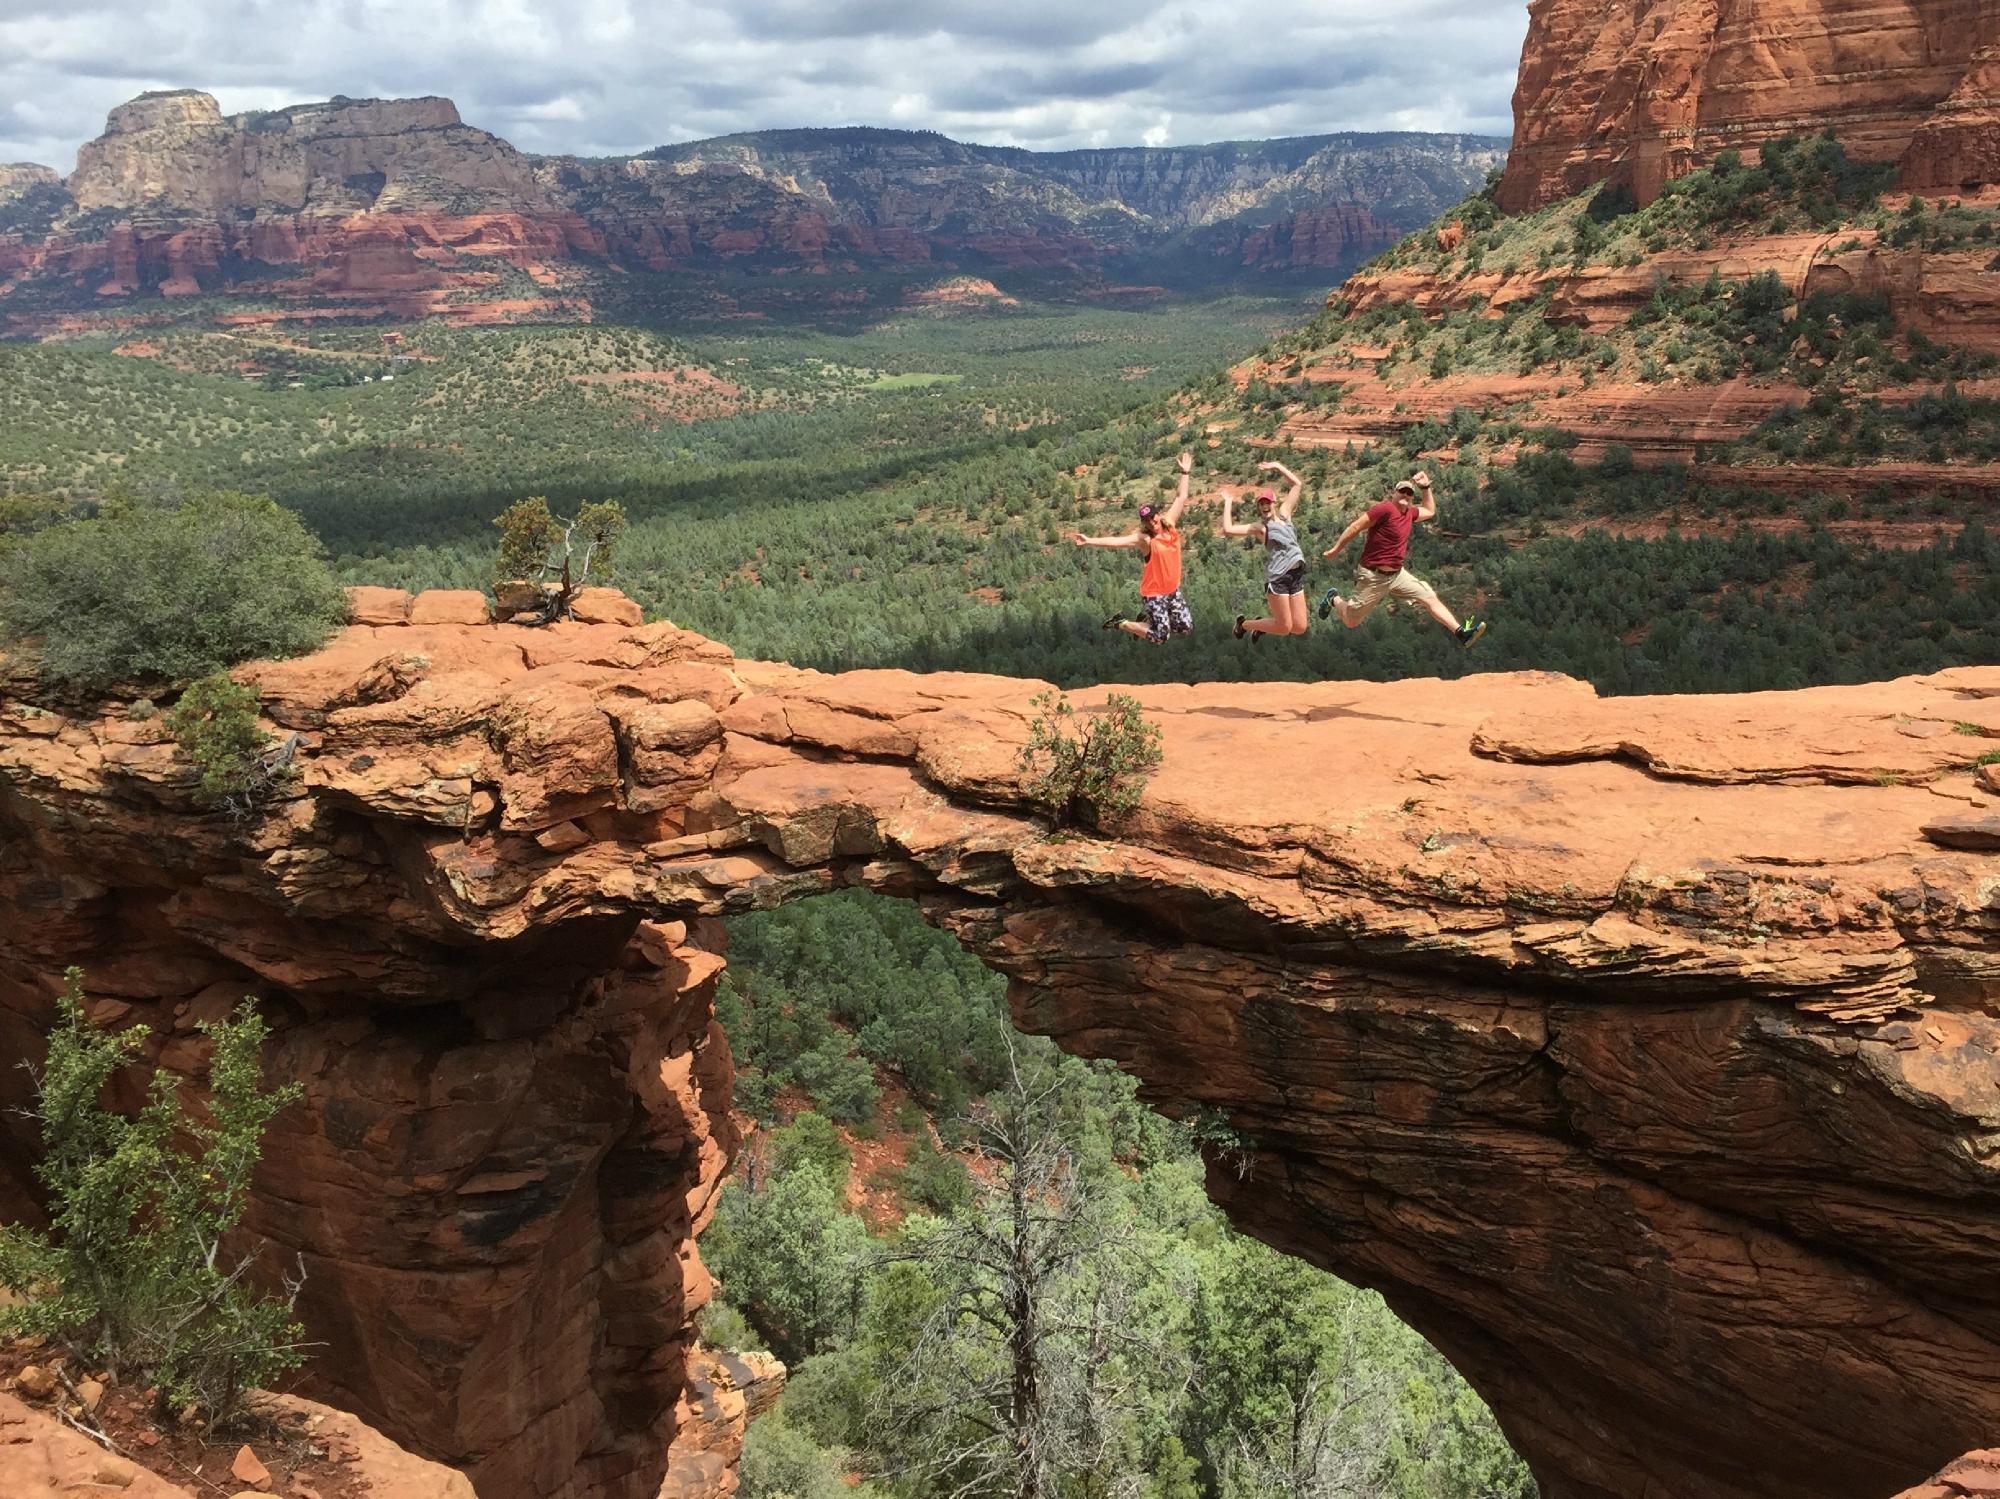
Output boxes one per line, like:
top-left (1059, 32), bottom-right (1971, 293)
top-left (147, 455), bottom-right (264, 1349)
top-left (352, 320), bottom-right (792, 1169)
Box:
top-left (1359, 498), bottom-right (1419, 572)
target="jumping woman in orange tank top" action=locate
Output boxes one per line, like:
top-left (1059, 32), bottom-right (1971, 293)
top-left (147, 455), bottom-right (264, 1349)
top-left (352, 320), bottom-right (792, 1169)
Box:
top-left (1067, 450), bottom-right (1199, 644)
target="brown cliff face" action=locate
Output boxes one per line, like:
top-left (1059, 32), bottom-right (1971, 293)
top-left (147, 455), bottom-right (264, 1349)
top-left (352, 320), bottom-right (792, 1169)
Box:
top-left (2, 593), bottom-right (1997, 1499)
top-left (1498, 0), bottom-right (2000, 211)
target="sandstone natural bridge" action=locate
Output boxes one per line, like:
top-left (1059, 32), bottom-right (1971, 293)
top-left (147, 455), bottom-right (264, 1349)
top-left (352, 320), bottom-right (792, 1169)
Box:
top-left (2, 588), bottom-right (1997, 1499)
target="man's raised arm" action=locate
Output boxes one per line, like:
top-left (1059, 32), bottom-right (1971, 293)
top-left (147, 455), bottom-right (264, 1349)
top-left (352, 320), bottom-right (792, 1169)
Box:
top-left (1323, 511), bottom-right (1370, 559)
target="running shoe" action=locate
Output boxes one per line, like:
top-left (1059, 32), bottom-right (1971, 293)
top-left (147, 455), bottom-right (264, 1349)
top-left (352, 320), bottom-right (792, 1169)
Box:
top-left (1102, 613), bottom-right (1127, 631)
top-left (1317, 587), bottom-right (1342, 622)
top-left (1455, 616), bottom-right (1487, 649)
top-left (1233, 614), bottom-right (1247, 640)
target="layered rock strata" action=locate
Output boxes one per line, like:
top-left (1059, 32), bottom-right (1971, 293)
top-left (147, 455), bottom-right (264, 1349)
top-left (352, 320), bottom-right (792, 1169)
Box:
top-left (1, 596), bottom-right (1997, 1499)
top-left (1499, 0), bottom-right (2000, 211)
top-left (0, 93), bottom-right (1502, 330)
top-left (1251, 210), bottom-right (2000, 475)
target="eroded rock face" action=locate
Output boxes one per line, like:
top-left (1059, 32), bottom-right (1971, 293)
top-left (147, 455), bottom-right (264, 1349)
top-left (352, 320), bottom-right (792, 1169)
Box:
top-left (1, 598), bottom-right (1997, 1499)
top-left (1498, 0), bottom-right (2000, 211)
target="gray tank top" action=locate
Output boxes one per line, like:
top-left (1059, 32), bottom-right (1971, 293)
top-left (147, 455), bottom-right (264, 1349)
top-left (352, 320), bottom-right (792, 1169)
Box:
top-left (1263, 516), bottom-right (1304, 582)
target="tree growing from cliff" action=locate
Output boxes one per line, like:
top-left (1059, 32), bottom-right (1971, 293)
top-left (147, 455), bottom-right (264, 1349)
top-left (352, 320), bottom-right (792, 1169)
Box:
top-left (163, 673), bottom-right (298, 818)
top-left (0, 971), bottom-right (308, 1425)
top-left (491, 496), bottom-right (628, 622)
top-left (0, 491), bottom-right (346, 693)
top-left (1018, 691), bottom-right (1163, 832)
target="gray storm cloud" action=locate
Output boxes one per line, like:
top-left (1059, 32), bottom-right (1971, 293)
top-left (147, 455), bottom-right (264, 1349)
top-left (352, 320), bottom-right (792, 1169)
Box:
top-left (1, 0), bottom-right (1526, 171)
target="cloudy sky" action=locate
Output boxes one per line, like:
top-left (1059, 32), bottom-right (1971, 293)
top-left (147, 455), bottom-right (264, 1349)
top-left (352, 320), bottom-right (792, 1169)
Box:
top-left (3, 0), bottom-right (1529, 172)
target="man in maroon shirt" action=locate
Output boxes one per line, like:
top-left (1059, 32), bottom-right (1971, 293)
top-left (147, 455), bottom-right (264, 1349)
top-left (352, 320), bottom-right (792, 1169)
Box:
top-left (1318, 471), bottom-right (1486, 647)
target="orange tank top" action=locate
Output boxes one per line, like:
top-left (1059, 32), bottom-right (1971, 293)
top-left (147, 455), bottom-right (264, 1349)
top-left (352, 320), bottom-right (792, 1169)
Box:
top-left (1140, 522), bottom-right (1182, 597)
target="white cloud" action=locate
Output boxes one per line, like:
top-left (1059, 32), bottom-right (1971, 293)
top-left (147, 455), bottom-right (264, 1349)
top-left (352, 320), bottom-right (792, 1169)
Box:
top-left (0, 0), bottom-right (1527, 172)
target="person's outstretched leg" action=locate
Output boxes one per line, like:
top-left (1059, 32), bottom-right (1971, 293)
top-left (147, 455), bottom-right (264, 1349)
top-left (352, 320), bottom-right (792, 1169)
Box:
top-left (1237, 591), bottom-right (1287, 640)
top-left (1421, 595), bottom-right (1462, 633)
top-left (1322, 589), bottom-right (1372, 629)
top-left (1412, 582), bottom-right (1485, 647)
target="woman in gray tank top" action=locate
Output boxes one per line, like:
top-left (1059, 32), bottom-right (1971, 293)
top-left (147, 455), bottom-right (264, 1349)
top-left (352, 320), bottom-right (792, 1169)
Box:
top-left (1220, 459), bottom-right (1311, 642)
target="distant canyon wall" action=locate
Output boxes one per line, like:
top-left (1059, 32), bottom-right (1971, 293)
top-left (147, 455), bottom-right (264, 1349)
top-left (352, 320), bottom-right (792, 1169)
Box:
top-left (0, 91), bottom-right (1504, 328)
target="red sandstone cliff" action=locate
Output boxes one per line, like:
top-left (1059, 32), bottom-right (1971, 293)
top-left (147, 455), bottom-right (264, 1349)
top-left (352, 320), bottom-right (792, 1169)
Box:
top-left (1, 591), bottom-right (1997, 1499)
top-left (1499, 0), bottom-right (2000, 211)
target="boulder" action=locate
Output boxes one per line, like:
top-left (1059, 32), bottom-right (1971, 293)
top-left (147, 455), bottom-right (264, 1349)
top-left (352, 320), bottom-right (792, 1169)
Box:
top-left (343, 586), bottom-right (412, 626)
top-left (570, 587), bottom-right (644, 626)
top-left (407, 590), bottom-right (491, 626)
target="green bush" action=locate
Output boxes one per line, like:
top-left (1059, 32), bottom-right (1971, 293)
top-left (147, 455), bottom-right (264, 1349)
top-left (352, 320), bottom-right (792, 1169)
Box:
top-left (0, 971), bottom-right (306, 1424)
top-left (0, 492), bottom-right (345, 692)
top-left (1018, 690), bottom-right (1163, 830)
top-left (768, 1112), bottom-right (854, 1183)
top-left (164, 674), bottom-right (293, 815)
top-left (892, 1132), bottom-right (973, 1215)
top-left (741, 1409), bottom-right (880, 1499)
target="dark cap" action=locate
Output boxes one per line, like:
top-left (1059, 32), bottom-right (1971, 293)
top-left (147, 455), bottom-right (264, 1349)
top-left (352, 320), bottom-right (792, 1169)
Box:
top-left (1138, 503), bottom-right (1158, 520)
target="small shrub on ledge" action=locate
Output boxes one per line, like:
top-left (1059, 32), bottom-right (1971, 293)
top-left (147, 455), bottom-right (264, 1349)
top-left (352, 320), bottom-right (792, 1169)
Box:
top-left (164, 673), bottom-right (298, 819)
top-left (1018, 689), bottom-right (1163, 831)
top-left (0, 971), bottom-right (307, 1427)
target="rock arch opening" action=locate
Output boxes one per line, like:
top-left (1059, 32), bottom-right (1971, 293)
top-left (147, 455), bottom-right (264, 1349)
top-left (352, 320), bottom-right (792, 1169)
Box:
top-left (2, 603), bottom-right (1997, 1499)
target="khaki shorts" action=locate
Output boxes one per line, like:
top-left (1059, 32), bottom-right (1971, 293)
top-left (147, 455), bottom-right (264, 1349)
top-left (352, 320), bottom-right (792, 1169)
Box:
top-left (1347, 565), bottom-right (1437, 621)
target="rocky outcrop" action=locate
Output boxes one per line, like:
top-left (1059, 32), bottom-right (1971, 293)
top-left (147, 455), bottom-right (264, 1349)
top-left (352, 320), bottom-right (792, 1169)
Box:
top-left (0, 1386), bottom-right (476, 1497)
top-left (1498, 0), bottom-right (2000, 211)
top-left (67, 89), bottom-right (547, 220)
top-left (0, 95), bottom-right (1502, 330)
top-left (658, 1347), bottom-right (786, 1499)
top-left (1, 595), bottom-right (1997, 1499)
top-left (1252, 217), bottom-right (2000, 475)
top-left (1898, 1451), bottom-right (2000, 1498)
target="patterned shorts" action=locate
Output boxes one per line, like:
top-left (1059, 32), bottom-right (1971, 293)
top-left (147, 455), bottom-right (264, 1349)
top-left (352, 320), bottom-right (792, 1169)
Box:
top-left (1141, 589), bottom-right (1194, 644)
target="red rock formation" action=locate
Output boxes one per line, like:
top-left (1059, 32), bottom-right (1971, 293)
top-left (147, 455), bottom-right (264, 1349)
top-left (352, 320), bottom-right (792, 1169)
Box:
top-left (0, 1386), bottom-right (476, 1497)
top-left (2, 595), bottom-right (1998, 1499)
top-left (658, 1347), bottom-right (786, 1499)
top-left (1258, 210), bottom-right (2000, 474)
top-left (1231, 204), bottom-right (1397, 269)
top-left (1897, 1451), bottom-right (2000, 1499)
top-left (1499, 0), bottom-right (2000, 210)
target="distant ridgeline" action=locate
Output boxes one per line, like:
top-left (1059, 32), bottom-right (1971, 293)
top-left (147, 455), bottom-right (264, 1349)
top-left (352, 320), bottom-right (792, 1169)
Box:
top-left (0, 89), bottom-right (1504, 332)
